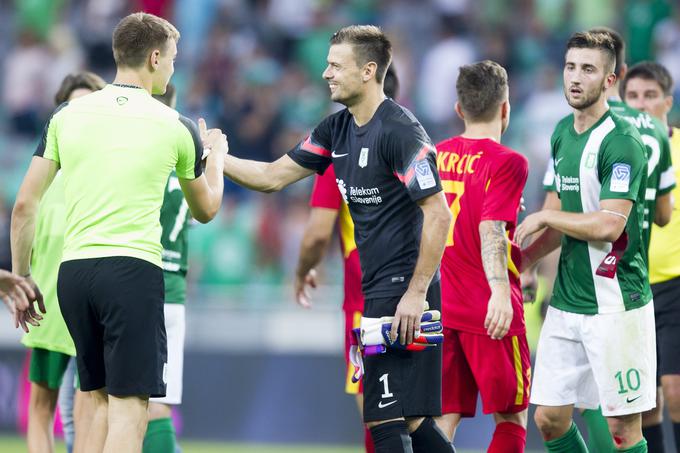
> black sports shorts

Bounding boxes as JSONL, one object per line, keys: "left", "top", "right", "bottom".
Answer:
{"left": 58, "top": 256, "right": 167, "bottom": 397}
{"left": 362, "top": 281, "right": 442, "bottom": 422}
{"left": 651, "top": 276, "right": 680, "bottom": 380}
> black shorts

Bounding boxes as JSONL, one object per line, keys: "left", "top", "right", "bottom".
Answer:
{"left": 58, "top": 256, "right": 167, "bottom": 397}
{"left": 651, "top": 277, "right": 680, "bottom": 380}
{"left": 362, "top": 282, "right": 442, "bottom": 422}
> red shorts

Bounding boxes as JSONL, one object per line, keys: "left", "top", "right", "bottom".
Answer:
{"left": 442, "top": 328, "right": 530, "bottom": 416}
{"left": 344, "top": 309, "right": 363, "bottom": 395}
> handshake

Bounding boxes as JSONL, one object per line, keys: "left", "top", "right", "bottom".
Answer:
{"left": 348, "top": 304, "right": 443, "bottom": 383}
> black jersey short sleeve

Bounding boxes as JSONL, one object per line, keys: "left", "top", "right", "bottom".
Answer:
{"left": 287, "top": 115, "right": 333, "bottom": 174}
{"left": 34, "top": 102, "right": 69, "bottom": 162}
{"left": 384, "top": 124, "right": 442, "bottom": 201}
{"left": 176, "top": 115, "right": 204, "bottom": 179}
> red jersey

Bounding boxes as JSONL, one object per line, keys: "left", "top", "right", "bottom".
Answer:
{"left": 436, "top": 136, "right": 528, "bottom": 335}
{"left": 310, "top": 164, "right": 364, "bottom": 312}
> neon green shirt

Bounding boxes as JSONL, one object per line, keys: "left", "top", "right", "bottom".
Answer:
{"left": 34, "top": 85, "right": 203, "bottom": 267}
{"left": 21, "top": 173, "right": 75, "bottom": 356}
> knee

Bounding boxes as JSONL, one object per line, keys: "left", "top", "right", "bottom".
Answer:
{"left": 533, "top": 408, "right": 569, "bottom": 440}
{"left": 606, "top": 413, "right": 639, "bottom": 448}
{"left": 662, "top": 380, "right": 680, "bottom": 416}
{"left": 29, "top": 384, "right": 58, "bottom": 413}
{"left": 641, "top": 406, "right": 662, "bottom": 426}
{"left": 496, "top": 410, "right": 528, "bottom": 429}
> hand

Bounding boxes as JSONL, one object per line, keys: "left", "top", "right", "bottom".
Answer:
{"left": 198, "top": 118, "right": 229, "bottom": 157}
{"left": 13, "top": 275, "right": 45, "bottom": 333}
{"left": 390, "top": 289, "right": 425, "bottom": 345}
{"left": 294, "top": 268, "right": 317, "bottom": 309}
{"left": 0, "top": 270, "right": 35, "bottom": 312}
{"left": 484, "top": 291, "right": 513, "bottom": 340}
{"left": 521, "top": 266, "right": 538, "bottom": 304}
{"left": 514, "top": 211, "right": 547, "bottom": 248}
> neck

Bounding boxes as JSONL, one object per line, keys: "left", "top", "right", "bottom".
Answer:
{"left": 348, "top": 86, "right": 386, "bottom": 127}
{"left": 113, "top": 67, "right": 152, "bottom": 94}
{"left": 460, "top": 121, "right": 502, "bottom": 142}
{"left": 573, "top": 96, "right": 609, "bottom": 133}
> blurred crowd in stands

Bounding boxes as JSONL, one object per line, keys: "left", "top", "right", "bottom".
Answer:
{"left": 1, "top": 0, "right": 679, "bottom": 295}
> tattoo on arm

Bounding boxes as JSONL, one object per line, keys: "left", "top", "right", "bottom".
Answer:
{"left": 479, "top": 220, "right": 510, "bottom": 290}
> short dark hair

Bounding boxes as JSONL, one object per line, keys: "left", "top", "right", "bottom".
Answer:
{"left": 589, "top": 27, "right": 625, "bottom": 76}
{"left": 330, "top": 25, "right": 392, "bottom": 83}
{"left": 566, "top": 31, "right": 616, "bottom": 73}
{"left": 152, "top": 83, "right": 177, "bottom": 108}
{"left": 456, "top": 60, "right": 508, "bottom": 122}
{"left": 54, "top": 71, "right": 106, "bottom": 106}
{"left": 383, "top": 64, "right": 399, "bottom": 99}
{"left": 113, "top": 12, "right": 180, "bottom": 68}
{"left": 623, "top": 61, "right": 674, "bottom": 96}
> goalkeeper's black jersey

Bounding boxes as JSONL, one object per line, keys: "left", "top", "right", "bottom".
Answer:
{"left": 288, "top": 99, "right": 442, "bottom": 298}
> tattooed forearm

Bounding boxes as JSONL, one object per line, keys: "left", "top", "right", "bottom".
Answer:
{"left": 479, "top": 220, "right": 510, "bottom": 290}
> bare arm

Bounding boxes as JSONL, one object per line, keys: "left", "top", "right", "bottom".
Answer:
{"left": 654, "top": 192, "right": 673, "bottom": 227}
{"left": 390, "top": 191, "right": 451, "bottom": 344}
{"left": 542, "top": 190, "right": 560, "bottom": 210}
{"left": 294, "top": 207, "right": 338, "bottom": 307}
{"left": 223, "top": 154, "right": 315, "bottom": 193}
{"left": 479, "top": 220, "right": 513, "bottom": 339}
{"left": 520, "top": 227, "right": 562, "bottom": 271}
{"left": 11, "top": 157, "right": 58, "bottom": 276}
{"left": 517, "top": 198, "right": 631, "bottom": 245}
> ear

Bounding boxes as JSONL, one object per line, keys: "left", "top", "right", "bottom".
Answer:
{"left": 455, "top": 102, "right": 465, "bottom": 121}
{"left": 665, "top": 95, "right": 674, "bottom": 114}
{"left": 363, "top": 62, "right": 377, "bottom": 82}
{"left": 501, "top": 100, "right": 510, "bottom": 120}
{"left": 149, "top": 49, "right": 161, "bottom": 72}
{"left": 605, "top": 72, "right": 617, "bottom": 89}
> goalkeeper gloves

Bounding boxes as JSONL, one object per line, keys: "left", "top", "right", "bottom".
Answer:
{"left": 348, "top": 306, "right": 443, "bottom": 383}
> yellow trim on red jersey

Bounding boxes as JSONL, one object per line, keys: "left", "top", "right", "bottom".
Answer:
{"left": 345, "top": 311, "right": 363, "bottom": 394}
{"left": 339, "top": 203, "right": 357, "bottom": 258}
{"left": 512, "top": 335, "right": 524, "bottom": 405}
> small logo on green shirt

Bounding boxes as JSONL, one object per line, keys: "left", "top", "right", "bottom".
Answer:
{"left": 116, "top": 96, "right": 128, "bottom": 105}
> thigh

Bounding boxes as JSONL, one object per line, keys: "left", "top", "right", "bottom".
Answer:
{"left": 530, "top": 307, "right": 599, "bottom": 410}
{"left": 441, "top": 328, "right": 478, "bottom": 417}
{"left": 584, "top": 303, "right": 656, "bottom": 417}
{"left": 92, "top": 257, "right": 166, "bottom": 398}
{"left": 363, "top": 283, "right": 442, "bottom": 422}
{"left": 150, "top": 304, "right": 185, "bottom": 405}
{"left": 58, "top": 260, "right": 106, "bottom": 392}
{"left": 460, "top": 331, "right": 531, "bottom": 415}
{"left": 29, "top": 348, "right": 71, "bottom": 390}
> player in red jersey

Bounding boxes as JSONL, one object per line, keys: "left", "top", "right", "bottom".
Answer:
{"left": 294, "top": 66, "right": 399, "bottom": 453}
{"left": 434, "top": 60, "right": 530, "bottom": 453}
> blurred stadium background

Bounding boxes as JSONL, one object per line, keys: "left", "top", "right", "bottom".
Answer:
{"left": 1, "top": 0, "right": 679, "bottom": 451}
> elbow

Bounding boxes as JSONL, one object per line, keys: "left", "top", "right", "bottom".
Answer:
{"left": 655, "top": 214, "right": 671, "bottom": 227}
{"left": 12, "top": 196, "right": 36, "bottom": 221}
{"left": 601, "top": 224, "right": 626, "bottom": 243}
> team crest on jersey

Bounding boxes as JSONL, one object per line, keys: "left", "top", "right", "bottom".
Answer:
{"left": 337, "top": 178, "right": 348, "bottom": 203}
{"left": 359, "top": 147, "right": 369, "bottom": 168}
{"left": 415, "top": 161, "right": 436, "bottom": 189}
{"left": 116, "top": 96, "right": 128, "bottom": 105}
{"left": 611, "top": 163, "right": 631, "bottom": 193}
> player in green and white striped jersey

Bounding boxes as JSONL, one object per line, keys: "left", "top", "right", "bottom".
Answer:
{"left": 538, "top": 28, "right": 674, "bottom": 453}
{"left": 517, "top": 32, "right": 655, "bottom": 453}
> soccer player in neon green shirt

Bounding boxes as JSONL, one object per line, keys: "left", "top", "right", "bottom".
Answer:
{"left": 10, "top": 12, "right": 226, "bottom": 452}
{"left": 517, "top": 31, "right": 653, "bottom": 453}
{"left": 21, "top": 72, "right": 106, "bottom": 453}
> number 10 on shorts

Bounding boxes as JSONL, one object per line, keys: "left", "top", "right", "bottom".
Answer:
{"left": 615, "top": 368, "right": 641, "bottom": 394}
